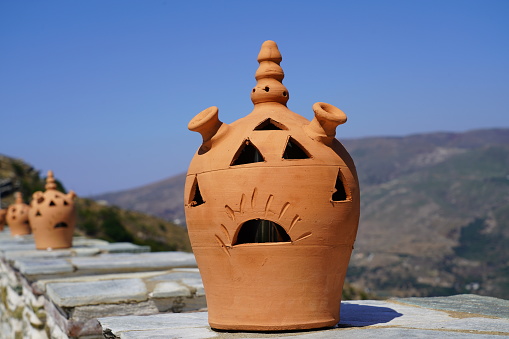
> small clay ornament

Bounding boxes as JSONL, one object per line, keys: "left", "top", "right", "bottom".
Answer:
{"left": 29, "top": 170, "right": 77, "bottom": 249}
{"left": 6, "top": 192, "right": 31, "bottom": 236}
{"left": 185, "top": 41, "right": 360, "bottom": 331}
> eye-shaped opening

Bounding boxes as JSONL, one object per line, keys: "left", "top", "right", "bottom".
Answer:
{"left": 231, "top": 139, "right": 265, "bottom": 166}
{"left": 63, "top": 200, "right": 69, "bottom": 206}
{"left": 35, "top": 210, "right": 42, "bottom": 217}
{"left": 332, "top": 169, "right": 350, "bottom": 202}
{"left": 188, "top": 177, "right": 205, "bottom": 207}
{"left": 254, "top": 118, "right": 287, "bottom": 131}
{"left": 234, "top": 219, "right": 291, "bottom": 245}
{"left": 283, "top": 137, "right": 311, "bottom": 159}
{"left": 49, "top": 200, "right": 56, "bottom": 207}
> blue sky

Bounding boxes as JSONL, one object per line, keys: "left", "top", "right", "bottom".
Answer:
{"left": 1, "top": 0, "right": 508, "bottom": 196}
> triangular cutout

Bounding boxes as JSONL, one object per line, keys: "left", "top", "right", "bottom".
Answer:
{"left": 49, "top": 200, "right": 56, "bottom": 206}
{"left": 35, "top": 210, "right": 42, "bottom": 216}
{"left": 283, "top": 137, "right": 310, "bottom": 159}
{"left": 231, "top": 139, "right": 265, "bottom": 166}
{"left": 189, "top": 177, "right": 205, "bottom": 207}
{"left": 63, "top": 200, "right": 69, "bottom": 206}
{"left": 332, "top": 169, "right": 349, "bottom": 202}
{"left": 254, "top": 118, "right": 287, "bottom": 131}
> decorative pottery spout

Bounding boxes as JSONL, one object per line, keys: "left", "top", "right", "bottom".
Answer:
{"left": 185, "top": 40, "right": 360, "bottom": 331}
{"left": 0, "top": 208, "right": 7, "bottom": 232}
{"left": 6, "top": 192, "right": 31, "bottom": 236}
{"left": 28, "top": 170, "right": 77, "bottom": 249}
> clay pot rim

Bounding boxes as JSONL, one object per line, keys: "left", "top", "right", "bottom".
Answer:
{"left": 312, "top": 102, "right": 347, "bottom": 124}
{"left": 188, "top": 106, "right": 219, "bottom": 131}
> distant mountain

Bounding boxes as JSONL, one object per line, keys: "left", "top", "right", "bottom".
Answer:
{"left": 342, "top": 128, "right": 509, "bottom": 299}
{"left": 92, "top": 173, "right": 186, "bottom": 225}
{"left": 91, "top": 128, "right": 509, "bottom": 299}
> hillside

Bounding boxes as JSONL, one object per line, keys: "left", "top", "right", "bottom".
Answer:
{"left": 342, "top": 129, "right": 509, "bottom": 299}
{"left": 0, "top": 155, "right": 191, "bottom": 252}
{"left": 92, "top": 128, "right": 509, "bottom": 299}
{"left": 93, "top": 173, "right": 186, "bottom": 225}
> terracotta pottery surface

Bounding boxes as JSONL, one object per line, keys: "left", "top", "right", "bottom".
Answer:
{"left": 6, "top": 192, "right": 31, "bottom": 236}
{"left": 185, "top": 40, "right": 360, "bottom": 331}
{"left": 28, "top": 170, "right": 77, "bottom": 250}
{"left": 0, "top": 209, "right": 6, "bottom": 231}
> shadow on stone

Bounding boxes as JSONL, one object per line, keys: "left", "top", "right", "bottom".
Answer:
{"left": 339, "top": 303, "right": 403, "bottom": 327}
{"left": 212, "top": 304, "right": 403, "bottom": 334}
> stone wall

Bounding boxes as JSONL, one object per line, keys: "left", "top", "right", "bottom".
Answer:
{"left": 2, "top": 227, "right": 508, "bottom": 338}
{"left": 0, "top": 228, "right": 203, "bottom": 339}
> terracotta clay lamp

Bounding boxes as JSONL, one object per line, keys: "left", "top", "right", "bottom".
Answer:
{"left": 6, "top": 192, "right": 31, "bottom": 236}
{"left": 185, "top": 40, "right": 360, "bottom": 331}
{"left": 0, "top": 208, "right": 7, "bottom": 232}
{"left": 28, "top": 170, "right": 77, "bottom": 250}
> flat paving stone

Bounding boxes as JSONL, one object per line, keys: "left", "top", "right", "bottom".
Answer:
{"left": 0, "top": 243, "right": 37, "bottom": 254}
{"left": 0, "top": 236, "right": 141, "bottom": 261}
{"left": 146, "top": 268, "right": 202, "bottom": 282}
{"left": 11, "top": 251, "right": 197, "bottom": 279}
{"left": 181, "top": 278, "right": 205, "bottom": 296}
{"left": 14, "top": 258, "right": 74, "bottom": 275}
{"left": 394, "top": 294, "right": 509, "bottom": 318}
{"left": 151, "top": 281, "right": 192, "bottom": 298}
{"left": 72, "top": 238, "right": 110, "bottom": 247}
{"left": 98, "top": 296, "right": 509, "bottom": 338}
{"left": 4, "top": 249, "right": 74, "bottom": 260}
{"left": 71, "top": 252, "right": 197, "bottom": 273}
{"left": 94, "top": 242, "right": 151, "bottom": 253}
{"left": 46, "top": 278, "right": 148, "bottom": 307}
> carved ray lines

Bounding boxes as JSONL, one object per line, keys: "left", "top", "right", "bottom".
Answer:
{"left": 216, "top": 188, "right": 311, "bottom": 255}
{"left": 264, "top": 194, "right": 273, "bottom": 218}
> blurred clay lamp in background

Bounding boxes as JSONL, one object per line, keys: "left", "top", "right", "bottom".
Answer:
{"left": 0, "top": 208, "right": 7, "bottom": 232}
{"left": 6, "top": 192, "right": 31, "bottom": 236}
{"left": 185, "top": 40, "right": 360, "bottom": 330}
{"left": 29, "top": 170, "right": 77, "bottom": 250}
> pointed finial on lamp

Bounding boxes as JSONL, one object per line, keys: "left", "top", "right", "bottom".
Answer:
{"left": 14, "top": 192, "right": 23, "bottom": 204}
{"left": 45, "top": 170, "right": 57, "bottom": 190}
{"left": 251, "top": 40, "right": 289, "bottom": 106}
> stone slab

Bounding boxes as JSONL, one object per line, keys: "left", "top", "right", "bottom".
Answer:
{"left": 14, "top": 258, "right": 75, "bottom": 275}
{"left": 146, "top": 268, "right": 202, "bottom": 282}
{"left": 1, "top": 236, "right": 143, "bottom": 262}
{"left": 94, "top": 242, "right": 151, "bottom": 253}
{"left": 11, "top": 251, "right": 196, "bottom": 280}
{"left": 5, "top": 249, "right": 74, "bottom": 261}
{"left": 0, "top": 232, "right": 34, "bottom": 243}
{"left": 0, "top": 243, "right": 37, "bottom": 254}
{"left": 71, "top": 252, "right": 197, "bottom": 273}
{"left": 98, "top": 295, "right": 509, "bottom": 338}
{"left": 72, "top": 238, "right": 110, "bottom": 247}
{"left": 46, "top": 278, "right": 148, "bottom": 307}
{"left": 151, "top": 281, "right": 192, "bottom": 298}
{"left": 394, "top": 294, "right": 509, "bottom": 318}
